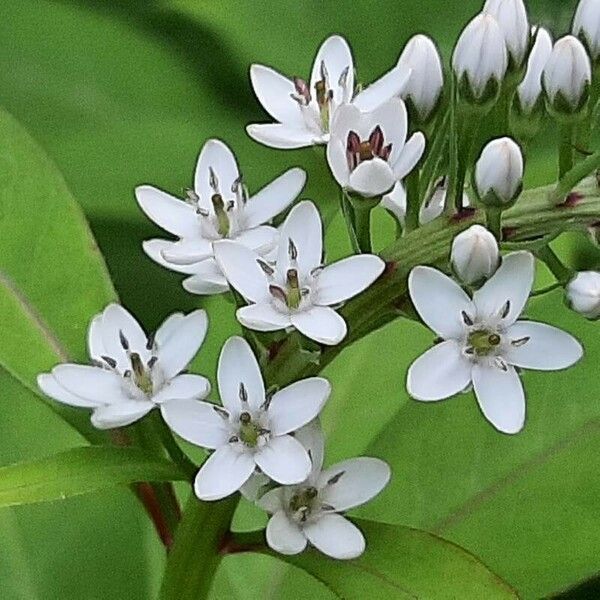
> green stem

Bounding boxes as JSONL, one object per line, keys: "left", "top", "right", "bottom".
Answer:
{"left": 151, "top": 411, "right": 197, "bottom": 480}
{"left": 404, "top": 170, "right": 421, "bottom": 233}
{"left": 419, "top": 110, "right": 449, "bottom": 198}
{"left": 559, "top": 124, "right": 574, "bottom": 180}
{"left": 340, "top": 190, "right": 360, "bottom": 253}
{"left": 347, "top": 193, "right": 378, "bottom": 253}
{"left": 535, "top": 245, "right": 573, "bottom": 284}
{"left": 485, "top": 208, "right": 503, "bottom": 241}
{"left": 160, "top": 495, "right": 238, "bottom": 600}
{"left": 549, "top": 150, "right": 600, "bottom": 204}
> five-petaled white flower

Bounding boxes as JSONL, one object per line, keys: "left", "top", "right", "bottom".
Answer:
{"left": 213, "top": 201, "right": 385, "bottom": 345}
{"left": 407, "top": 252, "right": 583, "bottom": 434}
{"left": 137, "top": 138, "right": 306, "bottom": 295}
{"left": 326, "top": 98, "right": 425, "bottom": 198}
{"left": 163, "top": 336, "right": 330, "bottom": 500}
{"left": 257, "top": 420, "right": 390, "bottom": 559}
{"left": 247, "top": 35, "right": 410, "bottom": 149}
{"left": 37, "top": 304, "right": 210, "bottom": 429}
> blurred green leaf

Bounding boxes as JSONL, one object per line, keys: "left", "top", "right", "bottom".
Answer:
{"left": 0, "top": 446, "right": 186, "bottom": 508}
{"left": 244, "top": 519, "right": 517, "bottom": 599}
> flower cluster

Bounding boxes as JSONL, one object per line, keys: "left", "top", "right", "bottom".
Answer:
{"left": 37, "top": 0, "right": 600, "bottom": 564}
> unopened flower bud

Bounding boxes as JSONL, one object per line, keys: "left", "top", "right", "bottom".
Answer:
{"left": 543, "top": 35, "right": 592, "bottom": 116}
{"left": 483, "top": 0, "right": 529, "bottom": 67}
{"left": 573, "top": 0, "right": 600, "bottom": 61}
{"left": 451, "top": 225, "right": 500, "bottom": 285}
{"left": 516, "top": 27, "right": 553, "bottom": 112}
{"left": 475, "top": 137, "right": 523, "bottom": 206}
{"left": 452, "top": 14, "right": 508, "bottom": 106}
{"left": 566, "top": 271, "right": 600, "bottom": 318}
{"left": 397, "top": 34, "right": 444, "bottom": 122}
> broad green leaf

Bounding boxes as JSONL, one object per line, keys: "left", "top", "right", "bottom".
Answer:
{"left": 227, "top": 520, "right": 517, "bottom": 600}
{"left": 0, "top": 446, "right": 186, "bottom": 508}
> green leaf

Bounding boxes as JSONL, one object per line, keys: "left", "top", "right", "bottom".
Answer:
{"left": 232, "top": 520, "right": 517, "bottom": 599}
{"left": 0, "top": 446, "right": 186, "bottom": 508}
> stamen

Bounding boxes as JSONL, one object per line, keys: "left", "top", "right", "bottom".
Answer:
{"left": 327, "top": 470, "right": 345, "bottom": 485}
{"left": 184, "top": 188, "right": 199, "bottom": 204}
{"left": 239, "top": 382, "right": 249, "bottom": 405}
{"left": 146, "top": 331, "right": 156, "bottom": 351}
{"left": 213, "top": 405, "right": 229, "bottom": 419}
{"left": 288, "top": 238, "right": 298, "bottom": 261}
{"left": 240, "top": 411, "right": 251, "bottom": 424}
{"left": 256, "top": 259, "right": 275, "bottom": 276}
{"left": 119, "top": 330, "right": 130, "bottom": 351}
{"left": 501, "top": 300, "right": 511, "bottom": 319}
{"left": 101, "top": 355, "right": 117, "bottom": 369}
{"left": 147, "top": 356, "right": 158, "bottom": 369}
{"left": 269, "top": 284, "right": 287, "bottom": 304}
{"left": 229, "top": 435, "right": 239, "bottom": 443}
{"left": 511, "top": 336, "right": 530, "bottom": 347}
{"left": 494, "top": 358, "right": 508, "bottom": 371}
{"left": 346, "top": 130, "right": 361, "bottom": 153}
{"left": 196, "top": 207, "right": 210, "bottom": 217}
{"left": 292, "top": 76, "right": 311, "bottom": 104}
{"left": 321, "top": 503, "right": 336, "bottom": 511}
{"left": 208, "top": 166, "right": 219, "bottom": 193}
{"left": 369, "top": 126, "right": 384, "bottom": 156}
{"left": 380, "top": 142, "right": 393, "bottom": 161}
{"left": 338, "top": 65, "right": 349, "bottom": 88}
{"left": 286, "top": 268, "right": 301, "bottom": 309}
{"left": 461, "top": 311, "right": 474, "bottom": 326}
{"left": 358, "top": 141, "right": 373, "bottom": 161}
{"left": 211, "top": 193, "right": 230, "bottom": 237}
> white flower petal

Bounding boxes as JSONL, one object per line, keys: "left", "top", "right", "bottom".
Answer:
{"left": 155, "top": 310, "right": 208, "bottom": 379}
{"left": 393, "top": 131, "right": 426, "bottom": 180}
{"left": 268, "top": 378, "right": 330, "bottom": 436}
{"left": 194, "top": 445, "right": 255, "bottom": 501}
{"left": 100, "top": 304, "right": 149, "bottom": 368}
{"left": 472, "top": 363, "right": 525, "bottom": 434}
{"left": 326, "top": 138, "right": 350, "bottom": 188}
{"left": 91, "top": 401, "right": 154, "bottom": 429}
{"left": 249, "top": 64, "right": 305, "bottom": 126}
{"left": 255, "top": 435, "right": 311, "bottom": 484}
{"left": 380, "top": 181, "right": 407, "bottom": 224}
{"left": 291, "top": 306, "right": 347, "bottom": 346}
{"left": 240, "top": 471, "right": 271, "bottom": 502}
{"left": 160, "top": 238, "right": 213, "bottom": 266}
{"left": 353, "top": 65, "right": 411, "bottom": 112}
{"left": 160, "top": 399, "right": 229, "bottom": 449}
{"left": 154, "top": 313, "right": 185, "bottom": 346}
{"left": 52, "top": 364, "right": 127, "bottom": 405}
{"left": 505, "top": 321, "right": 583, "bottom": 370}
{"left": 407, "top": 340, "right": 473, "bottom": 401}
{"left": 245, "top": 168, "right": 306, "bottom": 228}
{"left": 473, "top": 251, "right": 534, "bottom": 326}
{"left": 257, "top": 487, "right": 285, "bottom": 513}
{"left": 295, "top": 419, "right": 325, "bottom": 478}
{"left": 310, "top": 35, "right": 355, "bottom": 106}
{"left": 237, "top": 303, "right": 291, "bottom": 332}
{"left": 143, "top": 239, "right": 205, "bottom": 275}
{"left": 217, "top": 336, "right": 265, "bottom": 414}
{"left": 87, "top": 314, "right": 106, "bottom": 362}
{"left": 304, "top": 513, "right": 365, "bottom": 560}
{"left": 246, "top": 124, "right": 320, "bottom": 149}
{"left": 153, "top": 374, "right": 211, "bottom": 403}
{"left": 316, "top": 255, "right": 385, "bottom": 305}
{"left": 277, "top": 201, "right": 323, "bottom": 275}
{"left": 37, "top": 373, "right": 100, "bottom": 408}
{"left": 135, "top": 185, "right": 197, "bottom": 238}
{"left": 234, "top": 226, "right": 278, "bottom": 256}
{"left": 182, "top": 259, "right": 230, "bottom": 295}
{"left": 318, "top": 457, "right": 391, "bottom": 511}
{"left": 408, "top": 266, "right": 474, "bottom": 339}
{"left": 266, "top": 511, "right": 307, "bottom": 555}
{"left": 348, "top": 159, "right": 396, "bottom": 197}
{"left": 194, "top": 139, "right": 240, "bottom": 204}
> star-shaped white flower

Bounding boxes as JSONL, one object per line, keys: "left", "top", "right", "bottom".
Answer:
{"left": 163, "top": 337, "right": 330, "bottom": 500}
{"left": 37, "top": 304, "right": 210, "bottom": 429}
{"left": 213, "top": 201, "right": 385, "bottom": 345}
{"left": 257, "top": 420, "right": 390, "bottom": 559}
{"left": 326, "top": 98, "right": 425, "bottom": 197}
{"left": 137, "top": 138, "right": 306, "bottom": 295}
{"left": 407, "top": 252, "right": 583, "bottom": 434}
{"left": 247, "top": 35, "right": 410, "bottom": 149}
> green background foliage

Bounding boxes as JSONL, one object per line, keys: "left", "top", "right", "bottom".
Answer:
{"left": 0, "top": 0, "right": 598, "bottom": 598}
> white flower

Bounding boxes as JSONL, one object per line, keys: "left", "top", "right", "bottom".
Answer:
{"left": 566, "top": 271, "right": 600, "bottom": 318}
{"left": 213, "top": 201, "right": 385, "bottom": 345}
{"left": 475, "top": 137, "right": 523, "bottom": 205}
{"left": 247, "top": 35, "right": 410, "bottom": 149}
{"left": 37, "top": 305, "right": 210, "bottom": 429}
{"left": 451, "top": 225, "right": 499, "bottom": 285}
{"left": 162, "top": 337, "right": 330, "bottom": 500}
{"left": 517, "top": 27, "right": 553, "bottom": 112}
{"left": 137, "top": 139, "right": 306, "bottom": 295}
{"left": 257, "top": 421, "right": 390, "bottom": 559}
{"left": 397, "top": 34, "right": 444, "bottom": 121}
{"left": 326, "top": 98, "right": 426, "bottom": 197}
{"left": 452, "top": 14, "right": 508, "bottom": 101}
{"left": 407, "top": 252, "right": 583, "bottom": 434}
{"left": 543, "top": 35, "right": 592, "bottom": 112}
{"left": 381, "top": 176, "right": 470, "bottom": 226}
{"left": 573, "top": 0, "right": 600, "bottom": 60}
{"left": 483, "top": 0, "right": 529, "bottom": 66}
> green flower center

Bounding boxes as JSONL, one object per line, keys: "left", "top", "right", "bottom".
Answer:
{"left": 467, "top": 329, "right": 502, "bottom": 357}
{"left": 289, "top": 486, "right": 318, "bottom": 521}
{"left": 238, "top": 412, "right": 263, "bottom": 447}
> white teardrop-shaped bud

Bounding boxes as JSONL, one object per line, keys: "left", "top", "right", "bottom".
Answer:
{"left": 397, "top": 35, "right": 444, "bottom": 121}
{"left": 573, "top": 0, "right": 600, "bottom": 60}
{"left": 543, "top": 35, "right": 592, "bottom": 113}
{"left": 517, "top": 27, "right": 553, "bottom": 111}
{"left": 483, "top": 0, "right": 530, "bottom": 66}
{"left": 475, "top": 137, "right": 523, "bottom": 206}
{"left": 451, "top": 225, "right": 500, "bottom": 285}
{"left": 566, "top": 271, "right": 600, "bottom": 319}
{"left": 452, "top": 14, "right": 508, "bottom": 103}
